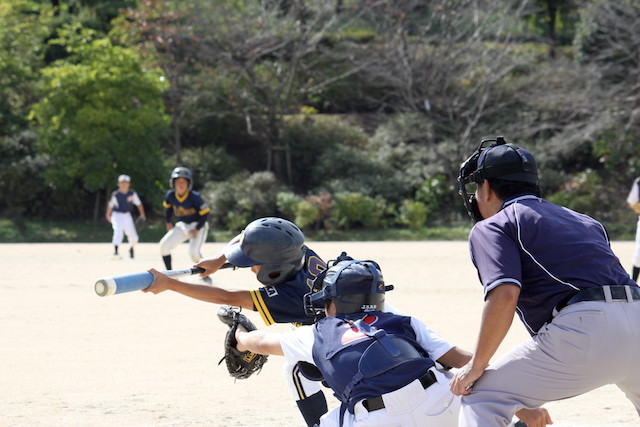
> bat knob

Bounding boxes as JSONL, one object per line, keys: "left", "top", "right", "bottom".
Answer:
{"left": 94, "top": 278, "right": 117, "bottom": 297}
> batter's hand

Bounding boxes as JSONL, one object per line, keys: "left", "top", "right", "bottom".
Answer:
{"left": 515, "top": 407, "right": 553, "bottom": 427}
{"left": 143, "top": 268, "right": 173, "bottom": 294}
{"left": 450, "top": 362, "right": 485, "bottom": 396}
{"left": 195, "top": 255, "right": 227, "bottom": 277}
{"left": 166, "top": 223, "right": 173, "bottom": 231}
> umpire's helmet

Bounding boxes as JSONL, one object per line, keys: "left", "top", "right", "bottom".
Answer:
{"left": 458, "top": 136, "right": 538, "bottom": 222}
{"left": 309, "top": 259, "right": 393, "bottom": 315}
{"left": 170, "top": 167, "right": 193, "bottom": 190}
{"left": 224, "top": 217, "right": 305, "bottom": 286}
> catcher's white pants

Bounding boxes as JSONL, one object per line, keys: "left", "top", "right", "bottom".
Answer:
{"left": 111, "top": 211, "right": 138, "bottom": 246}
{"left": 320, "top": 368, "right": 460, "bottom": 427}
{"left": 283, "top": 357, "right": 323, "bottom": 401}
{"left": 159, "top": 221, "right": 208, "bottom": 263}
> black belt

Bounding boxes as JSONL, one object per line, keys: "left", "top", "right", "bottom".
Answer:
{"left": 560, "top": 285, "right": 640, "bottom": 310}
{"left": 361, "top": 369, "right": 437, "bottom": 412}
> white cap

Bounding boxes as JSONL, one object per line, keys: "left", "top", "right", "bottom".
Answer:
{"left": 118, "top": 174, "right": 131, "bottom": 183}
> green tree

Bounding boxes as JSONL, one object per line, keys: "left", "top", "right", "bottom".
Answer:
{"left": 30, "top": 24, "right": 170, "bottom": 220}
{"left": 0, "top": 0, "right": 54, "bottom": 136}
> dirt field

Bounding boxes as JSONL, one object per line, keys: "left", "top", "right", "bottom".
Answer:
{"left": 0, "top": 241, "right": 638, "bottom": 426}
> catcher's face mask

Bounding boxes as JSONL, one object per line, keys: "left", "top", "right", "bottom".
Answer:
{"left": 304, "top": 257, "right": 394, "bottom": 317}
{"left": 458, "top": 137, "right": 507, "bottom": 223}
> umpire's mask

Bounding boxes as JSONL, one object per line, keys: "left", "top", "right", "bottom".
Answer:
{"left": 458, "top": 136, "right": 538, "bottom": 223}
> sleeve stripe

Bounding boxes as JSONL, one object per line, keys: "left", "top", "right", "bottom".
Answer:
{"left": 163, "top": 202, "right": 172, "bottom": 208}
{"left": 250, "top": 290, "right": 275, "bottom": 326}
{"left": 199, "top": 207, "right": 210, "bottom": 215}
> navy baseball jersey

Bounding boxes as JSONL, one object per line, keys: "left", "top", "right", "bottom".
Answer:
{"left": 470, "top": 195, "right": 636, "bottom": 335}
{"left": 311, "top": 312, "right": 437, "bottom": 411}
{"left": 163, "top": 190, "right": 210, "bottom": 229}
{"left": 250, "top": 247, "right": 326, "bottom": 326}
{"left": 108, "top": 190, "right": 141, "bottom": 213}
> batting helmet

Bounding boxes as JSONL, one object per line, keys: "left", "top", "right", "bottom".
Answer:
{"left": 308, "top": 259, "right": 393, "bottom": 315}
{"left": 170, "top": 167, "right": 193, "bottom": 190}
{"left": 224, "top": 217, "right": 305, "bottom": 286}
{"left": 458, "top": 136, "right": 538, "bottom": 222}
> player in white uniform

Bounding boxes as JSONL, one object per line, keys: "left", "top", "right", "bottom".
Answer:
{"left": 105, "top": 174, "right": 145, "bottom": 258}
{"left": 234, "top": 258, "right": 551, "bottom": 427}
{"left": 626, "top": 177, "right": 640, "bottom": 281}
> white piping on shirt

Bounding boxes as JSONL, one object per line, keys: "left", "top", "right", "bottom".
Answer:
{"left": 512, "top": 199, "right": 580, "bottom": 334}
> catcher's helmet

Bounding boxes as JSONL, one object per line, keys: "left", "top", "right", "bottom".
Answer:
{"left": 308, "top": 259, "right": 393, "bottom": 315}
{"left": 224, "top": 217, "right": 305, "bottom": 286}
{"left": 170, "top": 167, "right": 193, "bottom": 190}
{"left": 458, "top": 136, "right": 538, "bottom": 222}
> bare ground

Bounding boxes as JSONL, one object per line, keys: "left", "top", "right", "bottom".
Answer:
{"left": 0, "top": 241, "right": 637, "bottom": 426}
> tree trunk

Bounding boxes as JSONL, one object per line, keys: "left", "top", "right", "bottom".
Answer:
{"left": 547, "top": 0, "right": 557, "bottom": 58}
{"left": 93, "top": 190, "right": 101, "bottom": 223}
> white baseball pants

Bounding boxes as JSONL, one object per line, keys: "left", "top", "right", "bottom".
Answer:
{"left": 283, "top": 357, "right": 323, "bottom": 402}
{"left": 111, "top": 211, "right": 138, "bottom": 246}
{"left": 159, "top": 221, "right": 208, "bottom": 263}
{"left": 320, "top": 368, "right": 460, "bottom": 427}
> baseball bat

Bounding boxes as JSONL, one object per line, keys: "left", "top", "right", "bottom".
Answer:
{"left": 95, "top": 267, "right": 206, "bottom": 297}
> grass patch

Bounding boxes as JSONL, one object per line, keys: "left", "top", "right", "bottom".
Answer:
{"left": 0, "top": 219, "right": 471, "bottom": 243}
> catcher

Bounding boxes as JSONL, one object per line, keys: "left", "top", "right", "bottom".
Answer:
{"left": 228, "top": 257, "right": 553, "bottom": 427}
{"left": 145, "top": 217, "right": 329, "bottom": 426}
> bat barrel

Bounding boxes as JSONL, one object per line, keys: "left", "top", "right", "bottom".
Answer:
{"left": 94, "top": 278, "right": 117, "bottom": 297}
{"left": 94, "top": 267, "right": 206, "bottom": 297}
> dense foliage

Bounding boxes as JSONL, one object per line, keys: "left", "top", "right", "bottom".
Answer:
{"left": 1, "top": 0, "right": 640, "bottom": 236}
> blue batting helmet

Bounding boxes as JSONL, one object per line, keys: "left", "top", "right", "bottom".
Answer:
{"left": 170, "top": 167, "right": 193, "bottom": 190}
{"left": 224, "top": 217, "right": 306, "bottom": 286}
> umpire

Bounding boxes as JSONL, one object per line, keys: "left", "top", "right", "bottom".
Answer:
{"left": 451, "top": 136, "right": 640, "bottom": 425}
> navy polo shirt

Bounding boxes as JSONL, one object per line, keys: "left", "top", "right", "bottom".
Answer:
{"left": 469, "top": 195, "right": 635, "bottom": 335}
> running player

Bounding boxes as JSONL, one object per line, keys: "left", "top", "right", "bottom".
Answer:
{"left": 233, "top": 258, "right": 552, "bottom": 427}
{"left": 145, "top": 217, "right": 330, "bottom": 427}
{"left": 105, "top": 174, "right": 146, "bottom": 258}
{"left": 159, "top": 167, "right": 210, "bottom": 271}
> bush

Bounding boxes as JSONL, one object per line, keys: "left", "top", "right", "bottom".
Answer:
{"left": 415, "top": 174, "right": 453, "bottom": 222}
{"left": 546, "top": 169, "right": 603, "bottom": 216}
{"left": 276, "top": 191, "right": 324, "bottom": 230}
{"left": 203, "top": 171, "right": 283, "bottom": 231}
{"left": 281, "top": 115, "right": 370, "bottom": 193}
{"left": 167, "top": 146, "right": 240, "bottom": 189}
{"left": 397, "top": 200, "right": 428, "bottom": 230}
{"left": 331, "top": 192, "right": 387, "bottom": 230}
{"left": 276, "top": 192, "right": 301, "bottom": 220}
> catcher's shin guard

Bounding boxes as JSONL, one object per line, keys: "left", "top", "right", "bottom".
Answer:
{"left": 296, "top": 391, "right": 328, "bottom": 427}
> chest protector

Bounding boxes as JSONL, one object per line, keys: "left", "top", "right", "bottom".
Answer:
{"left": 311, "top": 312, "right": 435, "bottom": 412}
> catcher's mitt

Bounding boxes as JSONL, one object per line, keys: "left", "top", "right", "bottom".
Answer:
{"left": 217, "top": 305, "right": 268, "bottom": 380}
{"left": 135, "top": 216, "right": 146, "bottom": 230}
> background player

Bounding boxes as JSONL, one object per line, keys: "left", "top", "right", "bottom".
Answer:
{"left": 452, "top": 137, "right": 640, "bottom": 425}
{"left": 145, "top": 217, "right": 330, "bottom": 427}
{"left": 105, "top": 174, "right": 145, "bottom": 259}
{"left": 233, "top": 258, "right": 551, "bottom": 427}
{"left": 160, "top": 167, "right": 210, "bottom": 273}
{"left": 626, "top": 176, "right": 640, "bottom": 280}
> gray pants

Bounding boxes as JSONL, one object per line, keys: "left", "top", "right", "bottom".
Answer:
{"left": 459, "top": 300, "right": 640, "bottom": 426}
